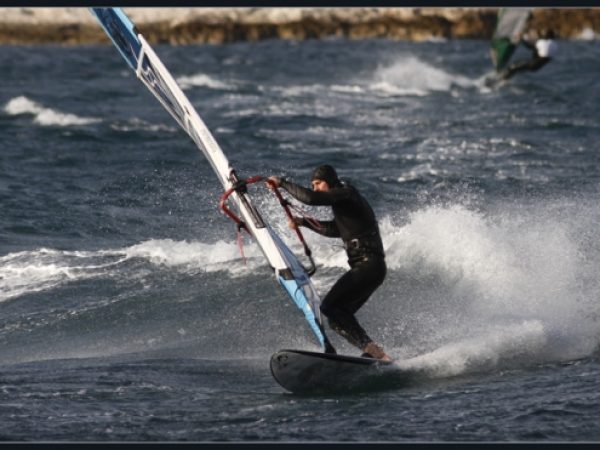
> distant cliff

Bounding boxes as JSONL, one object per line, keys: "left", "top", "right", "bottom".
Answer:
{"left": 0, "top": 7, "right": 598, "bottom": 44}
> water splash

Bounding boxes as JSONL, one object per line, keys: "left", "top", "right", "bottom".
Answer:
{"left": 370, "top": 55, "right": 477, "bottom": 96}
{"left": 378, "top": 201, "right": 600, "bottom": 376}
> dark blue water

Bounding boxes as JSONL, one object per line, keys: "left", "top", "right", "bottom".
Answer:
{"left": 2, "top": 36, "right": 600, "bottom": 441}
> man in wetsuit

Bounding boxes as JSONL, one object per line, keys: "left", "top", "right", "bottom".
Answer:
{"left": 500, "top": 29, "right": 557, "bottom": 80}
{"left": 268, "top": 165, "right": 391, "bottom": 361}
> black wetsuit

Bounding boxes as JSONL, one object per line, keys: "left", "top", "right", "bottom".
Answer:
{"left": 279, "top": 178, "right": 386, "bottom": 350}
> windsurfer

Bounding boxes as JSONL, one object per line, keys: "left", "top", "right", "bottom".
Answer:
{"left": 268, "top": 165, "right": 391, "bottom": 361}
{"left": 500, "top": 29, "right": 557, "bottom": 80}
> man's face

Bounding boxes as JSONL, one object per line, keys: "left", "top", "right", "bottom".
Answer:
{"left": 311, "top": 179, "right": 330, "bottom": 192}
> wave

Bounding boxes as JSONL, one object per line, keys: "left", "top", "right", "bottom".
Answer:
{"left": 0, "top": 239, "right": 263, "bottom": 303}
{"left": 3, "top": 96, "right": 101, "bottom": 127}
{"left": 256, "top": 55, "right": 480, "bottom": 100}
{"left": 576, "top": 28, "right": 599, "bottom": 41}
{"left": 254, "top": 55, "right": 486, "bottom": 99}
{"left": 0, "top": 248, "right": 126, "bottom": 303}
{"left": 176, "top": 73, "right": 232, "bottom": 90}
{"left": 124, "top": 238, "right": 263, "bottom": 272}
{"left": 109, "top": 117, "right": 178, "bottom": 133}
{"left": 370, "top": 55, "right": 477, "bottom": 96}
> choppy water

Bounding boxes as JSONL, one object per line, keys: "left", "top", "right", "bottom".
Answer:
{"left": 1, "top": 35, "right": 600, "bottom": 442}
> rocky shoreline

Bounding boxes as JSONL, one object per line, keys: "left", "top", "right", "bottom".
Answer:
{"left": 0, "top": 7, "right": 598, "bottom": 45}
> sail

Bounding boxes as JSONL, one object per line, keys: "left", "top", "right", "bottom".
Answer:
{"left": 490, "top": 8, "right": 531, "bottom": 72}
{"left": 90, "top": 8, "right": 333, "bottom": 352}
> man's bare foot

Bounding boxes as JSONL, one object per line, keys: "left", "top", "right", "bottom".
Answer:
{"left": 362, "top": 341, "right": 392, "bottom": 362}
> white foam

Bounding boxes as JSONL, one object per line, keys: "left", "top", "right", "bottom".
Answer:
{"left": 576, "top": 28, "right": 598, "bottom": 41}
{"left": 330, "top": 84, "right": 366, "bottom": 94}
{"left": 176, "top": 73, "right": 231, "bottom": 90}
{"left": 370, "top": 55, "right": 477, "bottom": 96}
{"left": 270, "top": 84, "right": 323, "bottom": 97}
{"left": 3, "top": 96, "right": 101, "bottom": 126}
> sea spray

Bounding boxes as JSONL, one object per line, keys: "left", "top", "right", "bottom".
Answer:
{"left": 371, "top": 55, "right": 476, "bottom": 96}
{"left": 378, "top": 200, "right": 600, "bottom": 375}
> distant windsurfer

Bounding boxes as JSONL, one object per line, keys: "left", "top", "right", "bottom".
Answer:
{"left": 500, "top": 29, "right": 557, "bottom": 80}
{"left": 268, "top": 165, "right": 391, "bottom": 361}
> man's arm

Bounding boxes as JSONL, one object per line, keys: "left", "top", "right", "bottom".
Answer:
{"left": 277, "top": 178, "right": 352, "bottom": 206}
{"left": 521, "top": 36, "right": 536, "bottom": 52}
{"left": 296, "top": 217, "right": 340, "bottom": 238}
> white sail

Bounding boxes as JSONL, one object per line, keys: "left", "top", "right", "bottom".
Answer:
{"left": 90, "top": 8, "right": 333, "bottom": 351}
{"left": 493, "top": 8, "right": 531, "bottom": 41}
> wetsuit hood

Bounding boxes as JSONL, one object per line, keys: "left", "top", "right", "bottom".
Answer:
{"left": 311, "top": 164, "right": 341, "bottom": 188}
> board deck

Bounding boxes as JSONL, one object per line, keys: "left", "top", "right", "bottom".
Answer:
{"left": 270, "top": 349, "right": 414, "bottom": 394}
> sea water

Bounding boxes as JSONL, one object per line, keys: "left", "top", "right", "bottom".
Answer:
{"left": 1, "top": 37, "right": 600, "bottom": 441}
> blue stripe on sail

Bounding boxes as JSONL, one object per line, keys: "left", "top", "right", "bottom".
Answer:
{"left": 278, "top": 277, "right": 325, "bottom": 347}
{"left": 91, "top": 8, "right": 198, "bottom": 153}
{"left": 90, "top": 8, "right": 141, "bottom": 71}
{"left": 268, "top": 226, "right": 327, "bottom": 349}
{"left": 136, "top": 48, "right": 189, "bottom": 131}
